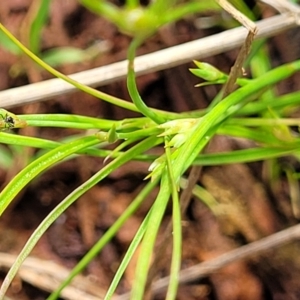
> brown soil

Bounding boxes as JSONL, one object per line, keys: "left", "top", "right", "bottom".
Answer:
{"left": 0, "top": 1, "right": 300, "bottom": 299}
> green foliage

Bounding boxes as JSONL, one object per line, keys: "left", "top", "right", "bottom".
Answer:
{"left": 0, "top": 1, "right": 300, "bottom": 300}
{"left": 0, "top": 31, "right": 21, "bottom": 55}
{"left": 79, "top": 0, "right": 220, "bottom": 38}
{"left": 28, "top": 0, "right": 51, "bottom": 54}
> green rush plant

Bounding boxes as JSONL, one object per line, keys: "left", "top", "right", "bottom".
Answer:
{"left": 0, "top": 1, "right": 300, "bottom": 299}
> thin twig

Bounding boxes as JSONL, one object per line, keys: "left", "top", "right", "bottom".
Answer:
{"left": 214, "top": 0, "right": 258, "bottom": 99}
{"left": 152, "top": 223, "right": 300, "bottom": 295}
{"left": 222, "top": 30, "right": 256, "bottom": 98}
{"left": 0, "top": 253, "right": 105, "bottom": 300}
{"left": 260, "top": 0, "right": 300, "bottom": 22}
{"left": 214, "top": 0, "right": 257, "bottom": 33}
{"left": 116, "top": 223, "right": 300, "bottom": 299}
{"left": 0, "top": 13, "right": 298, "bottom": 108}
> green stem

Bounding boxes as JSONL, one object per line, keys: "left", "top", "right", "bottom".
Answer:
{"left": 127, "top": 37, "right": 166, "bottom": 124}
{"left": 48, "top": 178, "right": 159, "bottom": 300}
{"left": 165, "top": 140, "right": 181, "bottom": 300}
{"left": 174, "top": 60, "right": 300, "bottom": 180}
{"left": 0, "top": 136, "right": 161, "bottom": 298}
{"left": 0, "top": 23, "right": 137, "bottom": 112}
{"left": 130, "top": 173, "right": 170, "bottom": 299}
